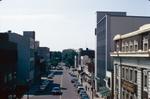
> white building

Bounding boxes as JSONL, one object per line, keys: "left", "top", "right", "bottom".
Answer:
{"left": 111, "top": 24, "right": 150, "bottom": 99}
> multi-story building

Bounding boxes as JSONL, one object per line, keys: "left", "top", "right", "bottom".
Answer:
{"left": 111, "top": 24, "right": 150, "bottom": 99}
{"left": 34, "top": 41, "right": 41, "bottom": 81}
{"left": 38, "top": 47, "right": 50, "bottom": 74}
{"left": 95, "top": 11, "right": 150, "bottom": 96}
{"left": 0, "top": 31, "right": 35, "bottom": 97}
{"left": 0, "top": 39, "right": 17, "bottom": 99}
{"left": 76, "top": 48, "right": 95, "bottom": 93}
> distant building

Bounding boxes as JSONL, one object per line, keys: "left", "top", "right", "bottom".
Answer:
{"left": 76, "top": 48, "right": 95, "bottom": 92}
{"left": 111, "top": 24, "right": 150, "bottom": 99}
{"left": 0, "top": 39, "right": 17, "bottom": 99}
{"left": 95, "top": 11, "right": 150, "bottom": 97}
{"left": 38, "top": 47, "right": 50, "bottom": 74}
{"left": 34, "top": 41, "right": 41, "bottom": 81}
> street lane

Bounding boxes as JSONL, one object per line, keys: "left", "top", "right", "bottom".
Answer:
{"left": 22, "top": 68, "right": 79, "bottom": 99}
{"left": 61, "top": 69, "right": 79, "bottom": 99}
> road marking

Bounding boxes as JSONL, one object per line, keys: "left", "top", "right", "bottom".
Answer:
{"left": 60, "top": 71, "right": 64, "bottom": 99}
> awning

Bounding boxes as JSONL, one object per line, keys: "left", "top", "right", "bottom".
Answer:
{"left": 99, "top": 87, "right": 111, "bottom": 97}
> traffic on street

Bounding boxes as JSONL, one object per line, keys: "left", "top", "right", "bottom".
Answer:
{"left": 22, "top": 66, "right": 89, "bottom": 99}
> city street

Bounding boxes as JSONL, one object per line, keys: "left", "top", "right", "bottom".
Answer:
{"left": 22, "top": 68, "right": 79, "bottom": 99}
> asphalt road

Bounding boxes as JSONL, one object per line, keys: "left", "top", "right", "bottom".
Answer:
{"left": 22, "top": 68, "right": 79, "bottom": 99}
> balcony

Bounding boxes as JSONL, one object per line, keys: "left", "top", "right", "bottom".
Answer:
{"left": 110, "top": 50, "right": 150, "bottom": 57}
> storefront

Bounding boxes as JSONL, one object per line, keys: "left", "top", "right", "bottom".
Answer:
{"left": 122, "top": 80, "right": 137, "bottom": 99}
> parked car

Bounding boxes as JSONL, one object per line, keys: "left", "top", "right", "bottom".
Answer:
{"left": 80, "top": 94, "right": 89, "bottom": 99}
{"left": 40, "top": 85, "right": 46, "bottom": 90}
{"left": 77, "top": 87, "right": 84, "bottom": 93}
{"left": 74, "top": 82, "right": 82, "bottom": 88}
{"left": 47, "top": 72, "right": 54, "bottom": 79}
{"left": 52, "top": 87, "right": 62, "bottom": 95}
{"left": 79, "top": 90, "right": 87, "bottom": 96}
{"left": 71, "top": 78, "right": 78, "bottom": 83}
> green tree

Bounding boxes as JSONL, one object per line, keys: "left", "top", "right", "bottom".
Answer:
{"left": 50, "top": 51, "right": 62, "bottom": 66}
{"left": 62, "top": 49, "right": 77, "bottom": 67}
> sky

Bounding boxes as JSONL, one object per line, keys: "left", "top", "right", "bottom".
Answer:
{"left": 0, "top": 0, "right": 150, "bottom": 51}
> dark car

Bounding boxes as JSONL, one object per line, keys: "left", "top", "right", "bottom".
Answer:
{"left": 80, "top": 94, "right": 89, "bottom": 99}
{"left": 52, "top": 87, "right": 62, "bottom": 95}
{"left": 71, "top": 78, "right": 78, "bottom": 83}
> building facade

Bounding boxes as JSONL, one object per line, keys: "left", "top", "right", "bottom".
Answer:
{"left": 111, "top": 24, "right": 150, "bottom": 99}
{"left": 37, "top": 47, "right": 50, "bottom": 74}
{"left": 0, "top": 39, "right": 17, "bottom": 99}
{"left": 0, "top": 31, "right": 35, "bottom": 96}
{"left": 95, "top": 11, "right": 150, "bottom": 94}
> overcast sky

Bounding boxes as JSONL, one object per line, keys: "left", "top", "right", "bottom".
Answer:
{"left": 0, "top": 0, "right": 150, "bottom": 51}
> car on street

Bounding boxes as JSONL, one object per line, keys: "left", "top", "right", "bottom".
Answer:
{"left": 71, "top": 78, "right": 78, "bottom": 83}
{"left": 77, "top": 86, "right": 84, "bottom": 93}
{"left": 74, "top": 82, "right": 82, "bottom": 88}
{"left": 52, "top": 87, "right": 62, "bottom": 95}
{"left": 80, "top": 94, "right": 89, "bottom": 99}
{"left": 47, "top": 72, "right": 54, "bottom": 79}
{"left": 40, "top": 85, "right": 46, "bottom": 90}
{"left": 79, "top": 90, "right": 87, "bottom": 96}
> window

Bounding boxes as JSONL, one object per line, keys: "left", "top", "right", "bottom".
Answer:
{"left": 134, "top": 71, "right": 137, "bottom": 83}
{"left": 116, "top": 66, "right": 118, "bottom": 76}
{"left": 129, "top": 41, "right": 133, "bottom": 51}
{"left": 134, "top": 45, "right": 138, "bottom": 51}
{"left": 134, "top": 40, "right": 138, "bottom": 51}
{"left": 143, "top": 43, "right": 148, "bottom": 51}
{"left": 130, "top": 69, "right": 133, "bottom": 81}
{"left": 8, "top": 73, "right": 12, "bottom": 81}
{"left": 130, "top": 45, "right": 133, "bottom": 51}
{"left": 4, "top": 75, "right": 7, "bottom": 83}
{"left": 122, "top": 68, "right": 125, "bottom": 78}
{"left": 144, "top": 75, "right": 147, "bottom": 87}
{"left": 125, "top": 42, "right": 129, "bottom": 52}
{"left": 116, "top": 43, "right": 120, "bottom": 51}
{"left": 122, "top": 42, "right": 125, "bottom": 52}
{"left": 126, "top": 68, "right": 129, "bottom": 80}
{"left": 143, "top": 36, "right": 148, "bottom": 51}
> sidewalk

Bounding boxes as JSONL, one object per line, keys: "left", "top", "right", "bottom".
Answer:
{"left": 82, "top": 81, "right": 104, "bottom": 99}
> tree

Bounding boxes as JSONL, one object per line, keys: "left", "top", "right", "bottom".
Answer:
{"left": 50, "top": 51, "right": 62, "bottom": 66}
{"left": 62, "top": 49, "right": 77, "bottom": 67}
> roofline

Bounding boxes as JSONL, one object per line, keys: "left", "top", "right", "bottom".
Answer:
{"left": 110, "top": 15, "right": 150, "bottom": 18}
{"left": 96, "top": 11, "right": 126, "bottom": 14}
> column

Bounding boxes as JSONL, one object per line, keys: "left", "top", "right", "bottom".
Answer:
{"left": 113, "top": 64, "right": 116, "bottom": 99}
{"left": 118, "top": 64, "right": 122, "bottom": 99}
{"left": 148, "top": 71, "right": 150, "bottom": 98}
{"left": 137, "top": 69, "right": 142, "bottom": 99}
